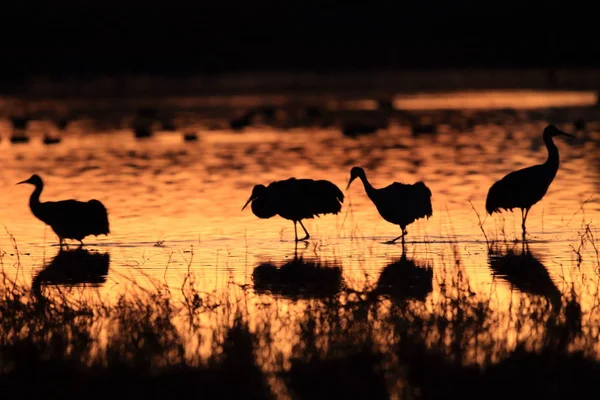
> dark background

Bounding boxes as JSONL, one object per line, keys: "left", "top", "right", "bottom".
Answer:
{"left": 1, "top": 2, "right": 597, "bottom": 82}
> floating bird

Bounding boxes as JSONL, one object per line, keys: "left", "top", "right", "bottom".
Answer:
{"left": 346, "top": 166, "right": 433, "bottom": 244}
{"left": 485, "top": 125, "right": 575, "bottom": 239}
{"left": 183, "top": 131, "right": 199, "bottom": 142}
{"left": 242, "top": 178, "right": 344, "bottom": 242}
{"left": 18, "top": 174, "right": 110, "bottom": 247}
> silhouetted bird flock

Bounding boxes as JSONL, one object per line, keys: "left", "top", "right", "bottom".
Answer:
{"left": 17, "top": 125, "right": 575, "bottom": 246}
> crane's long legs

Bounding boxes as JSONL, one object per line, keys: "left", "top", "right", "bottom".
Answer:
{"left": 296, "top": 220, "right": 310, "bottom": 242}
{"left": 521, "top": 208, "right": 530, "bottom": 241}
{"left": 294, "top": 221, "right": 298, "bottom": 242}
{"left": 386, "top": 228, "right": 408, "bottom": 245}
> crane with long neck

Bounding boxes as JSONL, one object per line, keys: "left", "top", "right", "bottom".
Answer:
{"left": 485, "top": 124, "right": 576, "bottom": 240}
{"left": 18, "top": 174, "right": 110, "bottom": 248}
{"left": 346, "top": 166, "right": 433, "bottom": 245}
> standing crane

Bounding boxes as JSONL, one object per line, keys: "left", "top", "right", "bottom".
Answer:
{"left": 18, "top": 174, "right": 110, "bottom": 248}
{"left": 242, "top": 177, "right": 344, "bottom": 242}
{"left": 485, "top": 124, "right": 575, "bottom": 239}
{"left": 346, "top": 166, "right": 433, "bottom": 245}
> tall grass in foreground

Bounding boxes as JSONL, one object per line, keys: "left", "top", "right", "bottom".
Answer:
{"left": 1, "top": 223, "right": 600, "bottom": 399}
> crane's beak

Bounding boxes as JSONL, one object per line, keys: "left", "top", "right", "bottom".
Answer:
{"left": 17, "top": 178, "right": 31, "bottom": 185}
{"left": 241, "top": 196, "right": 255, "bottom": 211}
{"left": 558, "top": 130, "right": 576, "bottom": 139}
{"left": 345, "top": 176, "right": 356, "bottom": 191}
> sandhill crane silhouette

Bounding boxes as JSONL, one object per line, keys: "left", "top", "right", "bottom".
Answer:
{"left": 346, "top": 166, "right": 432, "bottom": 245}
{"left": 18, "top": 174, "right": 110, "bottom": 248}
{"left": 242, "top": 177, "right": 344, "bottom": 242}
{"left": 486, "top": 125, "right": 575, "bottom": 239}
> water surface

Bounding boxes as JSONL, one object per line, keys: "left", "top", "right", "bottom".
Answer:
{"left": 1, "top": 89, "right": 599, "bottom": 367}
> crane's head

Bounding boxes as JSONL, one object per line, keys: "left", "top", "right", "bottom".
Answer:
{"left": 242, "top": 184, "right": 267, "bottom": 211}
{"left": 346, "top": 166, "right": 366, "bottom": 190}
{"left": 543, "top": 125, "right": 576, "bottom": 140}
{"left": 17, "top": 174, "right": 43, "bottom": 187}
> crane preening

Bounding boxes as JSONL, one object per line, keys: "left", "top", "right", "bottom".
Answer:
{"left": 242, "top": 177, "right": 344, "bottom": 242}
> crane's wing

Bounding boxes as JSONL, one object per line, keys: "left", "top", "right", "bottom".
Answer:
{"left": 86, "top": 199, "right": 110, "bottom": 235}
{"left": 269, "top": 178, "right": 344, "bottom": 218}
{"left": 486, "top": 165, "right": 552, "bottom": 214}
{"left": 375, "top": 181, "right": 433, "bottom": 221}
{"left": 40, "top": 199, "right": 110, "bottom": 236}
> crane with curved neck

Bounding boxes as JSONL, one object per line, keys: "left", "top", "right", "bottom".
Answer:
{"left": 18, "top": 174, "right": 110, "bottom": 248}
{"left": 346, "top": 166, "right": 433, "bottom": 245}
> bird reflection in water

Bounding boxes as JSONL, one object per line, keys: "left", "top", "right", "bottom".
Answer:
{"left": 488, "top": 242, "right": 563, "bottom": 311}
{"left": 487, "top": 243, "right": 582, "bottom": 347}
{"left": 369, "top": 247, "right": 433, "bottom": 303}
{"left": 252, "top": 246, "right": 343, "bottom": 299}
{"left": 32, "top": 248, "right": 110, "bottom": 302}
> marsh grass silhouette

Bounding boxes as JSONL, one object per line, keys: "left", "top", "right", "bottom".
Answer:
{"left": 0, "top": 273, "right": 274, "bottom": 399}
{"left": 281, "top": 280, "right": 390, "bottom": 399}
{"left": 0, "top": 233, "right": 599, "bottom": 399}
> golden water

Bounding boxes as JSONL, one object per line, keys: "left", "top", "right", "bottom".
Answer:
{"left": 1, "top": 90, "right": 599, "bottom": 365}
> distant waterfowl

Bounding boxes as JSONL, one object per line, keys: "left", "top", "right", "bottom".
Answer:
{"left": 346, "top": 166, "right": 433, "bottom": 244}
{"left": 9, "top": 113, "right": 31, "bottom": 143}
{"left": 132, "top": 107, "right": 155, "bottom": 138}
{"left": 242, "top": 178, "right": 344, "bottom": 242}
{"left": 10, "top": 134, "right": 30, "bottom": 144}
{"left": 56, "top": 117, "right": 69, "bottom": 131}
{"left": 42, "top": 134, "right": 61, "bottom": 145}
{"left": 183, "top": 131, "right": 199, "bottom": 142}
{"left": 485, "top": 124, "right": 575, "bottom": 239}
{"left": 10, "top": 115, "right": 29, "bottom": 131}
{"left": 230, "top": 109, "right": 257, "bottom": 131}
{"left": 341, "top": 121, "right": 381, "bottom": 138}
{"left": 18, "top": 174, "right": 110, "bottom": 247}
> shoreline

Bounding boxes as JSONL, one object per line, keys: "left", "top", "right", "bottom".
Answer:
{"left": 3, "top": 68, "right": 600, "bottom": 99}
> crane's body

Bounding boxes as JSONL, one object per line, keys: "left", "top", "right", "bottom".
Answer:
{"left": 242, "top": 177, "right": 344, "bottom": 242}
{"left": 18, "top": 174, "right": 110, "bottom": 247}
{"left": 346, "top": 166, "right": 433, "bottom": 244}
{"left": 485, "top": 125, "right": 575, "bottom": 238}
